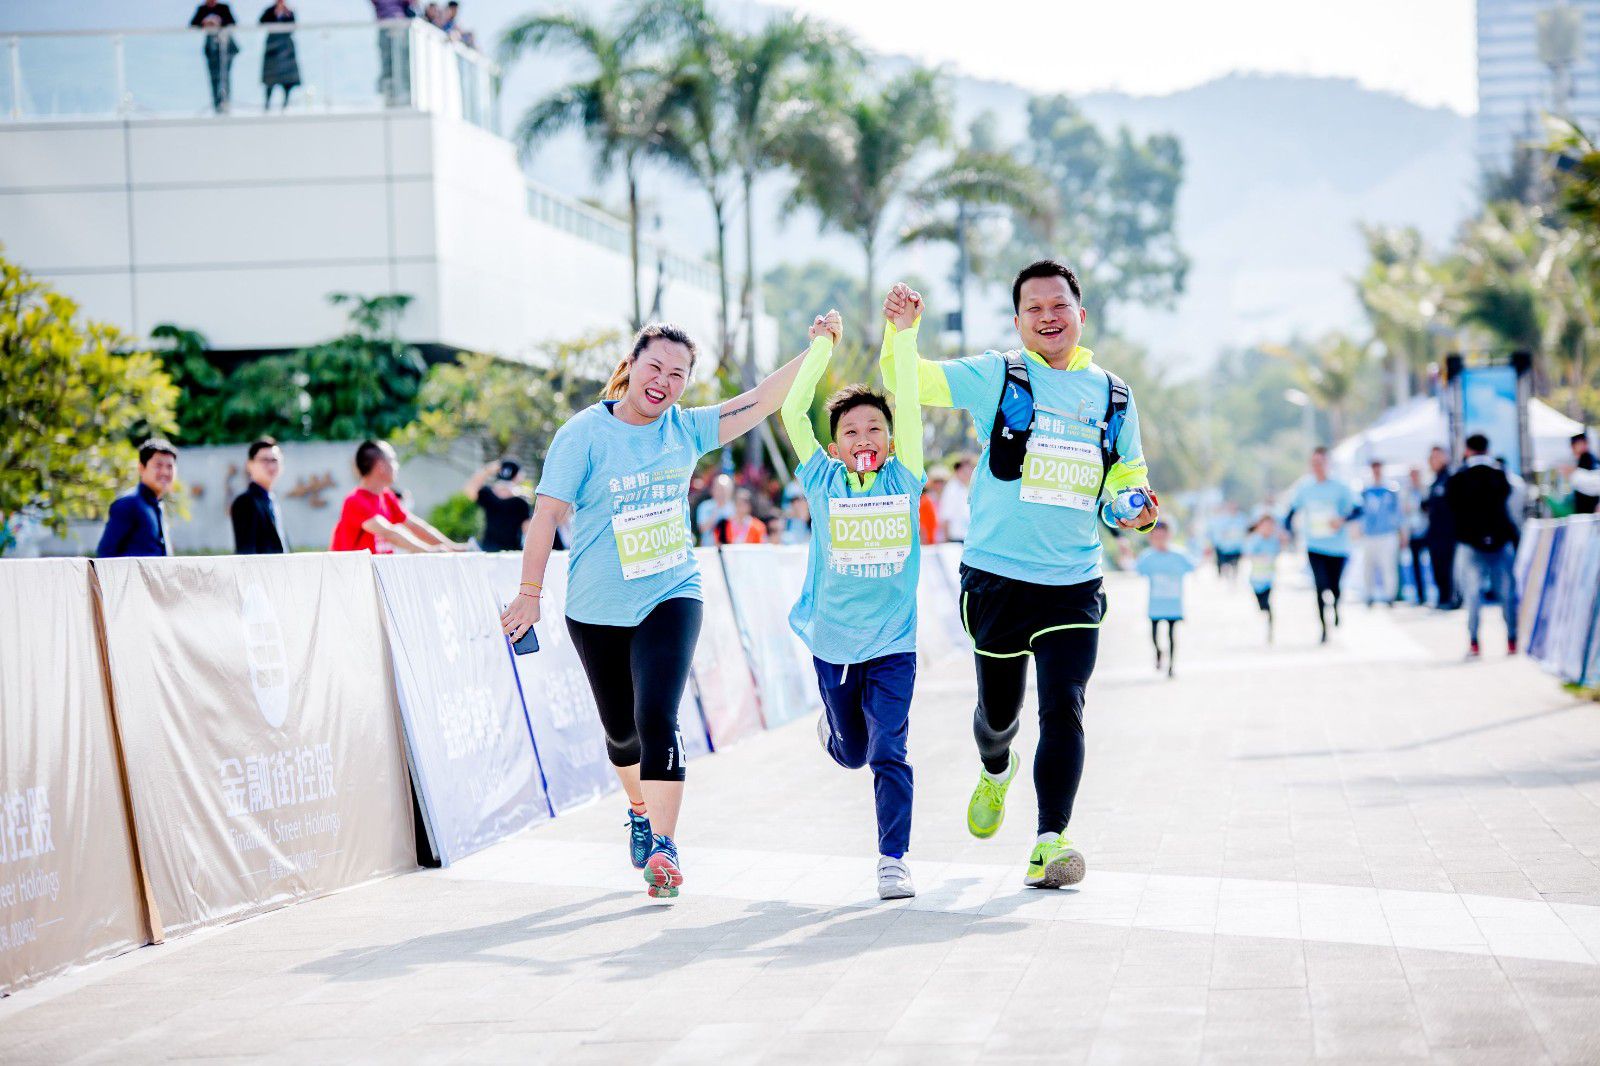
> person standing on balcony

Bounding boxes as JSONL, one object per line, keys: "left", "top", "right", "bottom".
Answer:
{"left": 371, "top": 0, "right": 415, "bottom": 107}
{"left": 258, "top": 1, "right": 300, "bottom": 111}
{"left": 190, "top": 1, "right": 239, "bottom": 114}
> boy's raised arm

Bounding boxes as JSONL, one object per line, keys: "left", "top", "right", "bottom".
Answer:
{"left": 883, "top": 306, "right": 926, "bottom": 480}
{"left": 779, "top": 311, "right": 842, "bottom": 467}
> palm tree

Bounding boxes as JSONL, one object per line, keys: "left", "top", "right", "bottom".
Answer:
{"left": 901, "top": 115, "right": 1054, "bottom": 354}
{"left": 1355, "top": 225, "right": 1450, "bottom": 402}
{"left": 779, "top": 68, "right": 950, "bottom": 359}
{"left": 722, "top": 15, "right": 859, "bottom": 380}
{"left": 1264, "top": 333, "right": 1379, "bottom": 442}
{"left": 499, "top": 6, "right": 674, "bottom": 330}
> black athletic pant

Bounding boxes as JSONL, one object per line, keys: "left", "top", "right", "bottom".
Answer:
{"left": 1408, "top": 536, "right": 1428, "bottom": 604}
{"left": 973, "top": 626, "right": 1098, "bottom": 836}
{"left": 1426, "top": 533, "right": 1457, "bottom": 606}
{"left": 566, "top": 597, "right": 702, "bottom": 782}
{"left": 1150, "top": 619, "right": 1177, "bottom": 665}
{"left": 1307, "top": 551, "right": 1346, "bottom": 636}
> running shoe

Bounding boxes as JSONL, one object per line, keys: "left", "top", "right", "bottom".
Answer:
{"left": 1467, "top": 640, "right": 1482, "bottom": 659}
{"left": 644, "top": 834, "right": 683, "bottom": 899}
{"left": 817, "top": 712, "right": 831, "bottom": 755}
{"left": 1508, "top": 638, "right": 1518, "bottom": 655}
{"left": 1024, "top": 834, "right": 1086, "bottom": 889}
{"left": 877, "top": 856, "right": 915, "bottom": 900}
{"left": 627, "top": 808, "right": 652, "bottom": 870}
{"left": 967, "top": 751, "right": 1019, "bottom": 839}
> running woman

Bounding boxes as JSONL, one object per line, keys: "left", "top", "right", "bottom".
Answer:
{"left": 1244, "top": 514, "right": 1280, "bottom": 642}
{"left": 499, "top": 323, "right": 807, "bottom": 900}
{"left": 781, "top": 299, "right": 925, "bottom": 901}
{"left": 1284, "top": 447, "right": 1361, "bottom": 645}
{"left": 881, "top": 260, "right": 1159, "bottom": 889}
{"left": 1134, "top": 521, "right": 1194, "bottom": 678}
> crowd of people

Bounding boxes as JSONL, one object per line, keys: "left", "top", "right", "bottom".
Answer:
{"left": 185, "top": 0, "right": 475, "bottom": 115}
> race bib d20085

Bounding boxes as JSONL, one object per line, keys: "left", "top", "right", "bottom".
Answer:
{"left": 828, "top": 494, "right": 912, "bottom": 567}
{"left": 1020, "top": 437, "right": 1100, "bottom": 510}
{"left": 612, "top": 500, "right": 690, "bottom": 580}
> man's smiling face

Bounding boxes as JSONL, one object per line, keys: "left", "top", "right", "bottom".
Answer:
{"left": 1014, "top": 275, "right": 1085, "bottom": 360}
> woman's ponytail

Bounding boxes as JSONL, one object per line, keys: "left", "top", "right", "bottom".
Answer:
{"left": 602, "top": 356, "right": 631, "bottom": 401}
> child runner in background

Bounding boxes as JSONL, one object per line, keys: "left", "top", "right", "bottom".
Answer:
{"left": 780, "top": 298, "right": 926, "bottom": 901}
{"left": 1134, "top": 521, "right": 1195, "bottom": 678}
{"left": 1244, "top": 514, "right": 1280, "bottom": 642}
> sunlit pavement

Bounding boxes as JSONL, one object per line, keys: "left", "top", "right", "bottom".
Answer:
{"left": 4, "top": 568, "right": 1599, "bottom": 1064}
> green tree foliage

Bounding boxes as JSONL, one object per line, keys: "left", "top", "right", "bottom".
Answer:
{"left": 1000, "top": 95, "right": 1188, "bottom": 327}
{"left": 0, "top": 251, "right": 178, "bottom": 545}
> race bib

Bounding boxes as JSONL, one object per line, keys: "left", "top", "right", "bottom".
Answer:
{"left": 1307, "top": 506, "right": 1340, "bottom": 539}
{"left": 1020, "top": 437, "right": 1101, "bottom": 510}
{"left": 1250, "top": 556, "right": 1275, "bottom": 582}
{"left": 828, "top": 494, "right": 912, "bottom": 567}
{"left": 612, "top": 500, "right": 689, "bottom": 580}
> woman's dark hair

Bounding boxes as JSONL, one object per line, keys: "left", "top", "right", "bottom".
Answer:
{"left": 825, "top": 384, "right": 893, "bottom": 438}
{"left": 1011, "top": 259, "right": 1083, "bottom": 312}
{"left": 604, "top": 323, "right": 699, "bottom": 401}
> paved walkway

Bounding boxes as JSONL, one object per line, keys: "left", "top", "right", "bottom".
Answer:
{"left": 5, "top": 570, "right": 1600, "bottom": 1064}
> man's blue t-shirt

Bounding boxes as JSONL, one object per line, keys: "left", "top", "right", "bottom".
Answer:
{"left": 1244, "top": 532, "right": 1279, "bottom": 592}
{"left": 536, "top": 401, "right": 723, "bottom": 626}
{"left": 1287, "top": 477, "right": 1360, "bottom": 558}
{"left": 941, "top": 352, "right": 1146, "bottom": 586}
{"left": 788, "top": 452, "right": 924, "bottom": 665}
{"left": 1359, "top": 484, "right": 1401, "bottom": 536}
{"left": 1134, "top": 547, "right": 1195, "bottom": 620}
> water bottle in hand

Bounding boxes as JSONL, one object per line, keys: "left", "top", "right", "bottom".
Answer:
{"left": 1108, "top": 488, "right": 1149, "bottom": 523}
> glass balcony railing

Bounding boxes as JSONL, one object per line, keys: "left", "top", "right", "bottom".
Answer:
{"left": 0, "top": 19, "right": 498, "bottom": 132}
{"left": 526, "top": 181, "right": 721, "bottom": 295}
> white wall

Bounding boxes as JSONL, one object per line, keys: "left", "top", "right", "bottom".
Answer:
{"left": 0, "top": 109, "right": 774, "bottom": 368}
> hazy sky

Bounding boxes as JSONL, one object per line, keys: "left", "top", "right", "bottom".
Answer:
{"left": 768, "top": 0, "right": 1478, "bottom": 114}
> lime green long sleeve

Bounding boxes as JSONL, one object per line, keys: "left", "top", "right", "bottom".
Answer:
{"left": 779, "top": 335, "right": 834, "bottom": 466}
{"left": 879, "top": 321, "right": 955, "bottom": 408}
{"left": 885, "top": 322, "right": 926, "bottom": 479}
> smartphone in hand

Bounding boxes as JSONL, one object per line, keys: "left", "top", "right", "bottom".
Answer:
{"left": 512, "top": 625, "right": 540, "bottom": 655}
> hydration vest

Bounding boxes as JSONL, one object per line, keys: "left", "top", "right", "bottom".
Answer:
{"left": 988, "top": 350, "right": 1131, "bottom": 499}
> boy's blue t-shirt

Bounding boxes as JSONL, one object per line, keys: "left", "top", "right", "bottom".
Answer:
{"left": 1359, "top": 484, "right": 1402, "bottom": 536}
{"left": 941, "top": 352, "right": 1146, "bottom": 585}
{"left": 1288, "top": 477, "right": 1360, "bottom": 558}
{"left": 789, "top": 451, "right": 925, "bottom": 665}
{"left": 1134, "top": 547, "right": 1195, "bottom": 620}
{"left": 1244, "top": 532, "right": 1279, "bottom": 592}
{"left": 536, "top": 400, "right": 723, "bottom": 626}
{"left": 1208, "top": 512, "right": 1247, "bottom": 553}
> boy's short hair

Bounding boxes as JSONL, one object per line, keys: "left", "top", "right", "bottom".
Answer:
{"left": 355, "top": 439, "right": 391, "bottom": 476}
{"left": 825, "top": 384, "right": 893, "bottom": 439}
{"left": 1012, "top": 259, "right": 1082, "bottom": 312}
{"left": 138, "top": 438, "right": 178, "bottom": 465}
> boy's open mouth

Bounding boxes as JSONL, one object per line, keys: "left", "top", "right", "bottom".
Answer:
{"left": 852, "top": 447, "right": 879, "bottom": 472}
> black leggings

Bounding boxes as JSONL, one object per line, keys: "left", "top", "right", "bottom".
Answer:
{"left": 1307, "top": 551, "right": 1345, "bottom": 634}
{"left": 973, "top": 626, "right": 1098, "bottom": 836}
{"left": 566, "top": 598, "right": 702, "bottom": 782}
{"left": 1150, "top": 619, "right": 1177, "bottom": 664}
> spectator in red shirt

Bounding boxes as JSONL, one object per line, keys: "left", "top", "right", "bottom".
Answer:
{"left": 330, "top": 439, "right": 467, "bottom": 553}
{"left": 919, "top": 470, "right": 945, "bottom": 546}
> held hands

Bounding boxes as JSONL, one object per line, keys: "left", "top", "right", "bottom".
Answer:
{"left": 809, "top": 309, "right": 843, "bottom": 346}
{"left": 499, "top": 593, "right": 541, "bottom": 642}
{"left": 883, "top": 283, "right": 922, "bottom": 331}
{"left": 1117, "top": 488, "right": 1161, "bottom": 530}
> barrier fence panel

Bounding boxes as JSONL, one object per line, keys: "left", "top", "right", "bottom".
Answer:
{"left": 1528, "top": 525, "right": 1567, "bottom": 664}
{"left": 690, "top": 548, "right": 764, "bottom": 747}
{"left": 718, "top": 545, "right": 822, "bottom": 727}
{"left": 919, "top": 543, "right": 969, "bottom": 657}
{"left": 1515, "top": 521, "right": 1556, "bottom": 649}
{"left": 485, "top": 553, "right": 616, "bottom": 813}
{"left": 373, "top": 556, "right": 550, "bottom": 865}
{"left": 1544, "top": 518, "right": 1600, "bottom": 682}
{"left": 92, "top": 554, "right": 416, "bottom": 939}
{"left": 0, "top": 560, "right": 148, "bottom": 995}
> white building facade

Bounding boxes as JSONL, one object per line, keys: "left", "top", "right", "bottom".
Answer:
{"left": 1477, "top": 0, "right": 1600, "bottom": 176}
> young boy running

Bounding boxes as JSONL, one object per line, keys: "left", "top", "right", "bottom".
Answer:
{"left": 781, "top": 301, "right": 925, "bottom": 901}
{"left": 1134, "top": 522, "right": 1194, "bottom": 678}
{"left": 1245, "top": 514, "right": 1280, "bottom": 642}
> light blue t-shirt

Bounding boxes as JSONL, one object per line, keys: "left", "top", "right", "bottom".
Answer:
{"left": 942, "top": 353, "right": 1146, "bottom": 586}
{"left": 1208, "top": 511, "right": 1247, "bottom": 553}
{"left": 1287, "top": 477, "right": 1360, "bottom": 558}
{"left": 789, "top": 452, "right": 924, "bottom": 665}
{"left": 1244, "top": 532, "right": 1279, "bottom": 592}
{"left": 536, "top": 401, "right": 722, "bottom": 626}
{"left": 1359, "top": 484, "right": 1401, "bottom": 536}
{"left": 1134, "top": 547, "right": 1195, "bottom": 620}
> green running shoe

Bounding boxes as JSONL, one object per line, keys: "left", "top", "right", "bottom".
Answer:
{"left": 1024, "top": 834, "right": 1086, "bottom": 889}
{"left": 966, "top": 752, "right": 1019, "bottom": 839}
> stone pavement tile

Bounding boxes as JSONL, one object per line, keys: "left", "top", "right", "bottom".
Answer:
{"left": 1409, "top": 990, "right": 1547, "bottom": 1054}
{"left": 1302, "top": 940, "right": 1405, "bottom": 984}
{"left": 1208, "top": 938, "right": 1307, "bottom": 990}
{"left": 867, "top": 1045, "right": 981, "bottom": 1065}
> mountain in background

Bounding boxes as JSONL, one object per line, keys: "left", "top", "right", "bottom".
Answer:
{"left": 5, "top": 2, "right": 1477, "bottom": 367}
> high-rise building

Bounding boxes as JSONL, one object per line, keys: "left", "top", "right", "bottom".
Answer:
{"left": 1477, "top": 0, "right": 1600, "bottom": 176}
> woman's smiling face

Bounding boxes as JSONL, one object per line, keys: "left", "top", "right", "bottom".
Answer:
{"left": 625, "top": 339, "right": 693, "bottom": 419}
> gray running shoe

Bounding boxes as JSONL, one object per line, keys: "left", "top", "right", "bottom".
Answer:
{"left": 877, "top": 856, "right": 915, "bottom": 900}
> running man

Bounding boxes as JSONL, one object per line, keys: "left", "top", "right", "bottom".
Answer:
{"left": 781, "top": 302, "right": 925, "bottom": 900}
{"left": 499, "top": 322, "right": 808, "bottom": 900}
{"left": 1284, "top": 447, "right": 1360, "bottom": 644}
{"left": 881, "top": 261, "right": 1159, "bottom": 889}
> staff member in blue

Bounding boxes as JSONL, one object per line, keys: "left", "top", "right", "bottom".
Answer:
{"left": 882, "top": 260, "right": 1159, "bottom": 889}
{"left": 1284, "top": 447, "right": 1361, "bottom": 644}
{"left": 500, "top": 323, "right": 806, "bottom": 901}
